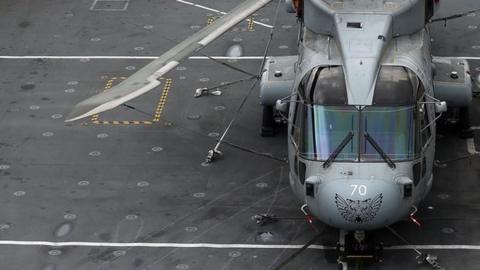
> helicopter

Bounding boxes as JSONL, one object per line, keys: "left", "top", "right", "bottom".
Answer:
{"left": 66, "top": 0, "right": 478, "bottom": 267}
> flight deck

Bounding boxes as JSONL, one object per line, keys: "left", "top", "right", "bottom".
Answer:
{"left": 0, "top": 0, "right": 479, "bottom": 269}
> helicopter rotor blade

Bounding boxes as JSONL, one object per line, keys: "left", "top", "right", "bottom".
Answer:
{"left": 66, "top": 0, "right": 272, "bottom": 122}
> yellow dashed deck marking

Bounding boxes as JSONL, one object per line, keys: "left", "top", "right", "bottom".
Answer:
{"left": 247, "top": 16, "right": 255, "bottom": 32}
{"left": 206, "top": 15, "right": 218, "bottom": 25}
{"left": 153, "top": 78, "right": 172, "bottom": 122}
{"left": 207, "top": 14, "right": 254, "bottom": 30}
{"left": 90, "top": 77, "right": 173, "bottom": 125}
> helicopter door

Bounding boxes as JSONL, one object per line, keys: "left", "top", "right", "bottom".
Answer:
{"left": 291, "top": 99, "right": 307, "bottom": 185}
{"left": 413, "top": 86, "right": 433, "bottom": 186}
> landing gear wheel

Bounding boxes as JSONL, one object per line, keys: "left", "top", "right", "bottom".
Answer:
{"left": 337, "top": 231, "right": 383, "bottom": 269}
{"left": 261, "top": 105, "right": 275, "bottom": 137}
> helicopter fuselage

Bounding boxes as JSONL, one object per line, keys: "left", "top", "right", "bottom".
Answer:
{"left": 287, "top": 26, "right": 436, "bottom": 230}
{"left": 258, "top": 0, "right": 453, "bottom": 231}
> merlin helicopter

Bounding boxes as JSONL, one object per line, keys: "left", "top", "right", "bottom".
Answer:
{"left": 66, "top": 0, "right": 477, "bottom": 267}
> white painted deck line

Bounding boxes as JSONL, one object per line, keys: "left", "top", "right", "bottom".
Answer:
{"left": 433, "top": 56, "right": 480, "bottom": 60}
{"left": 1, "top": 56, "right": 477, "bottom": 60}
{"left": 0, "top": 56, "right": 266, "bottom": 60}
{"left": 175, "top": 0, "right": 274, "bottom": 28}
{"left": 458, "top": 57, "right": 480, "bottom": 60}
{"left": 0, "top": 240, "right": 480, "bottom": 251}
{"left": 2, "top": 55, "right": 479, "bottom": 60}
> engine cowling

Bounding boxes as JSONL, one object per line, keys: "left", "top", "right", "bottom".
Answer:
{"left": 432, "top": 57, "right": 472, "bottom": 107}
{"left": 259, "top": 55, "right": 298, "bottom": 106}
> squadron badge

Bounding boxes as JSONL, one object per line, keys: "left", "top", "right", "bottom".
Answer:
{"left": 335, "top": 193, "right": 383, "bottom": 223}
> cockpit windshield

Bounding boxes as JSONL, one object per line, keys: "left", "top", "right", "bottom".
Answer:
{"left": 295, "top": 105, "right": 415, "bottom": 162}
{"left": 300, "top": 105, "right": 358, "bottom": 161}
{"left": 362, "top": 106, "right": 415, "bottom": 161}
{"left": 291, "top": 65, "right": 423, "bottom": 163}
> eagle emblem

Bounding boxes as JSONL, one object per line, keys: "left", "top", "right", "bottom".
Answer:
{"left": 335, "top": 193, "right": 383, "bottom": 223}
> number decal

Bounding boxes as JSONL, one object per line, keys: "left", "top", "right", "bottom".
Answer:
{"left": 358, "top": 185, "right": 367, "bottom": 196}
{"left": 350, "top": 185, "right": 367, "bottom": 196}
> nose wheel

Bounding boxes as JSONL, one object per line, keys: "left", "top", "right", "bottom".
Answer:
{"left": 337, "top": 230, "right": 383, "bottom": 269}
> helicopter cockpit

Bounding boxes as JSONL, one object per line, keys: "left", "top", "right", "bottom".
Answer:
{"left": 291, "top": 65, "right": 431, "bottom": 168}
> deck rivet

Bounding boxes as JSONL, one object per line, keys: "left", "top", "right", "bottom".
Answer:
{"left": 97, "top": 133, "right": 109, "bottom": 139}
{"left": 256, "top": 182, "right": 268, "bottom": 188}
{"left": 0, "top": 165, "right": 10, "bottom": 170}
{"left": 176, "top": 264, "right": 189, "bottom": 270}
{"left": 193, "top": 192, "right": 206, "bottom": 198}
{"left": 13, "top": 191, "right": 26, "bottom": 197}
{"left": 187, "top": 115, "right": 201, "bottom": 120}
{"left": 126, "top": 214, "right": 138, "bottom": 220}
{"left": 441, "top": 227, "right": 455, "bottom": 234}
{"left": 137, "top": 181, "right": 150, "bottom": 187}
{"left": 48, "top": 249, "right": 62, "bottom": 256}
{"left": 152, "top": 146, "right": 163, "bottom": 152}
{"left": 64, "top": 214, "right": 77, "bottom": 220}
{"left": 89, "top": 151, "right": 101, "bottom": 157}
{"left": 185, "top": 226, "right": 198, "bottom": 232}
{"left": 437, "top": 193, "right": 450, "bottom": 200}
{"left": 229, "top": 251, "right": 241, "bottom": 258}
{"left": 78, "top": 180, "right": 90, "bottom": 186}
{"left": 208, "top": 132, "right": 219, "bottom": 137}
{"left": 113, "top": 250, "right": 127, "bottom": 256}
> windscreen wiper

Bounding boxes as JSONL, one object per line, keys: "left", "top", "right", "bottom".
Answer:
{"left": 364, "top": 132, "right": 396, "bottom": 169}
{"left": 323, "top": 131, "right": 354, "bottom": 169}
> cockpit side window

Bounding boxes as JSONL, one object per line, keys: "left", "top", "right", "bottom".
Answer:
{"left": 292, "top": 97, "right": 304, "bottom": 147}
{"left": 296, "top": 69, "right": 312, "bottom": 101}
{"left": 412, "top": 78, "right": 432, "bottom": 152}
{"left": 299, "top": 66, "right": 348, "bottom": 105}
{"left": 419, "top": 100, "right": 432, "bottom": 148}
{"left": 421, "top": 106, "right": 432, "bottom": 146}
{"left": 291, "top": 70, "right": 312, "bottom": 137}
{"left": 373, "top": 66, "right": 418, "bottom": 105}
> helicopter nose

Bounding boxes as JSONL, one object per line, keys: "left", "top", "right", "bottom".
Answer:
{"left": 305, "top": 176, "right": 414, "bottom": 230}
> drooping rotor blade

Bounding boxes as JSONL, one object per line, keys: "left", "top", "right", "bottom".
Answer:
{"left": 66, "top": 0, "right": 273, "bottom": 122}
